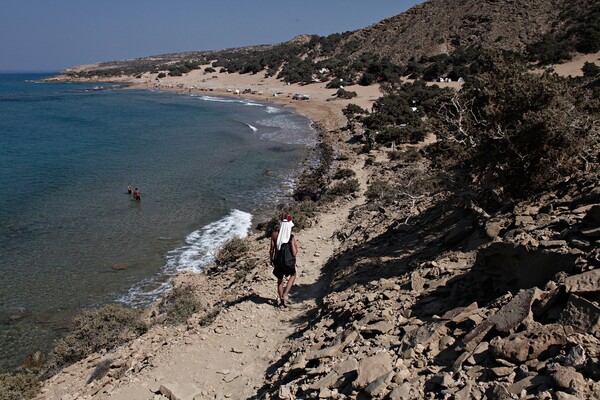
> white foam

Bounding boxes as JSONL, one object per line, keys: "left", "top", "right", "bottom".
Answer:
{"left": 245, "top": 123, "right": 258, "bottom": 132}
{"left": 194, "top": 95, "right": 263, "bottom": 107}
{"left": 118, "top": 209, "right": 252, "bottom": 307}
{"left": 257, "top": 114, "right": 317, "bottom": 147}
{"left": 266, "top": 106, "right": 281, "bottom": 114}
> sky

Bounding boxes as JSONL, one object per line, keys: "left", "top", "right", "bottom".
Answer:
{"left": 0, "top": 0, "right": 425, "bottom": 72}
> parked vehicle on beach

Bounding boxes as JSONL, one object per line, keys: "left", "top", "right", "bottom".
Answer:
{"left": 292, "top": 93, "right": 310, "bottom": 100}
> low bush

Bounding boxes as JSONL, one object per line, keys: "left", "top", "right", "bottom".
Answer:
{"left": 332, "top": 168, "right": 356, "bottom": 180}
{"left": 204, "top": 67, "right": 216, "bottom": 73}
{"left": 582, "top": 61, "right": 600, "bottom": 77}
{"left": 336, "top": 88, "right": 357, "bottom": 99}
{"left": 159, "top": 284, "right": 203, "bottom": 325}
{"left": 388, "top": 148, "right": 423, "bottom": 163}
{"left": 326, "top": 179, "right": 360, "bottom": 199}
{"left": 0, "top": 372, "right": 41, "bottom": 400}
{"left": 365, "top": 179, "right": 397, "bottom": 204}
{"left": 47, "top": 304, "right": 147, "bottom": 374}
{"left": 343, "top": 103, "right": 368, "bottom": 119}
{"left": 260, "top": 201, "right": 321, "bottom": 237}
{"left": 215, "top": 237, "right": 249, "bottom": 266}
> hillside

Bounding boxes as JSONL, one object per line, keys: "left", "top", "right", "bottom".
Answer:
{"left": 55, "top": 0, "right": 599, "bottom": 84}
{"left": 337, "top": 0, "right": 563, "bottom": 64}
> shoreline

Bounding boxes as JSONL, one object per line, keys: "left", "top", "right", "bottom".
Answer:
{"left": 0, "top": 74, "right": 328, "bottom": 374}
{"left": 34, "top": 71, "right": 370, "bottom": 398}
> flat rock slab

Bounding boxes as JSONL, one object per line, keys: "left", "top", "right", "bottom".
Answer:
{"left": 564, "top": 269, "right": 600, "bottom": 294}
{"left": 559, "top": 294, "right": 600, "bottom": 337}
{"left": 159, "top": 382, "right": 200, "bottom": 400}
{"left": 462, "top": 288, "right": 540, "bottom": 352}
{"left": 353, "top": 352, "right": 393, "bottom": 389}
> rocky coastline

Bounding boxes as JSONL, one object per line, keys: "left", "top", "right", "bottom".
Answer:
{"left": 25, "top": 60, "right": 600, "bottom": 400}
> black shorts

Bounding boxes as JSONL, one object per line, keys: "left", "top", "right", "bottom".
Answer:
{"left": 273, "top": 264, "right": 296, "bottom": 279}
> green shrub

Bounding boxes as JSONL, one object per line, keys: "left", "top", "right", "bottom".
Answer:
{"left": 376, "top": 125, "right": 426, "bottom": 145}
{"left": 336, "top": 88, "right": 357, "bottom": 99}
{"left": 159, "top": 284, "right": 203, "bottom": 325}
{"left": 0, "top": 372, "right": 41, "bottom": 400}
{"left": 157, "top": 72, "right": 166, "bottom": 79}
{"left": 365, "top": 179, "right": 396, "bottom": 204}
{"left": 343, "top": 103, "right": 368, "bottom": 118}
{"left": 215, "top": 237, "right": 249, "bottom": 266}
{"left": 582, "top": 61, "right": 600, "bottom": 77}
{"left": 436, "top": 49, "right": 597, "bottom": 198}
{"left": 260, "top": 201, "right": 320, "bottom": 237}
{"left": 388, "top": 148, "right": 423, "bottom": 163}
{"left": 204, "top": 67, "right": 216, "bottom": 73}
{"left": 326, "top": 179, "right": 360, "bottom": 198}
{"left": 48, "top": 304, "right": 147, "bottom": 374}
{"left": 326, "top": 79, "right": 344, "bottom": 89}
{"left": 359, "top": 72, "right": 376, "bottom": 86}
{"left": 332, "top": 168, "right": 356, "bottom": 180}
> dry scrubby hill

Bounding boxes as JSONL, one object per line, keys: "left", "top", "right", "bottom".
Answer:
{"left": 341, "top": 0, "right": 562, "bottom": 63}
{"left": 59, "top": 0, "right": 598, "bottom": 82}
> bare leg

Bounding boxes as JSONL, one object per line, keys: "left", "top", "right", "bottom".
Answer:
{"left": 283, "top": 274, "right": 296, "bottom": 300}
{"left": 277, "top": 278, "right": 285, "bottom": 306}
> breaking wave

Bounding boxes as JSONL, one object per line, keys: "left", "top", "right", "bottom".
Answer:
{"left": 118, "top": 209, "right": 252, "bottom": 307}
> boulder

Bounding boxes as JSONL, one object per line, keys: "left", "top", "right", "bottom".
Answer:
{"left": 410, "top": 271, "right": 426, "bottom": 292}
{"left": 309, "top": 357, "right": 359, "bottom": 391}
{"left": 564, "top": 270, "right": 600, "bottom": 294}
{"left": 159, "top": 383, "right": 200, "bottom": 400}
{"left": 493, "top": 288, "right": 542, "bottom": 333}
{"left": 555, "top": 392, "right": 585, "bottom": 400}
{"left": 278, "top": 384, "right": 295, "bottom": 400}
{"left": 463, "top": 288, "right": 541, "bottom": 352}
{"left": 111, "top": 262, "right": 129, "bottom": 271}
{"left": 363, "top": 370, "right": 394, "bottom": 398}
{"left": 440, "top": 302, "right": 478, "bottom": 323}
{"left": 551, "top": 366, "right": 585, "bottom": 390}
{"left": 388, "top": 382, "right": 412, "bottom": 400}
{"left": 507, "top": 374, "right": 553, "bottom": 395}
{"left": 559, "top": 294, "right": 600, "bottom": 337}
{"left": 487, "top": 384, "right": 512, "bottom": 400}
{"left": 485, "top": 221, "right": 504, "bottom": 239}
{"left": 489, "top": 324, "right": 568, "bottom": 363}
{"left": 353, "top": 352, "right": 393, "bottom": 389}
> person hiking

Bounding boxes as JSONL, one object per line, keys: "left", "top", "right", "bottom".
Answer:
{"left": 269, "top": 213, "right": 298, "bottom": 307}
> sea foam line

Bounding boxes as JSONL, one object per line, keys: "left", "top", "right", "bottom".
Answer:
{"left": 118, "top": 209, "right": 252, "bottom": 307}
{"left": 245, "top": 123, "right": 258, "bottom": 132}
{"left": 193, "top": 95, "right": 263, "bottom": 107}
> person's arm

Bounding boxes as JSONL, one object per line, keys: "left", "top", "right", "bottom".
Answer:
{"left": 291, "top": 236, "right": 298, "bottom": 257}
{"left": 269, "top": 232, "right": 278, "bottom": 264}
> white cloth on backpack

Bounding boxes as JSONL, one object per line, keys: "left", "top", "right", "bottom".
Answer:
{"left": 276, "top": 220, "right": 294, "bottom": 250}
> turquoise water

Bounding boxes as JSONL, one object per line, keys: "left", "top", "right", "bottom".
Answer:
{"left": 0, "top": 73, "right": 316, "bottom": 371}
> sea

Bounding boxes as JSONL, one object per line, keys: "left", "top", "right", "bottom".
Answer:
{"left": 0, "top": 73, "right": 316, "bottom": 371}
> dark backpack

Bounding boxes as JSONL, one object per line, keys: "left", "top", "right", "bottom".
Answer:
{"left": 275, "top": 240, "right": 296, "bottom": 274}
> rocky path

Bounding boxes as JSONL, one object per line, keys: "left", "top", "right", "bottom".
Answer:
{"left": 36, "top": 156, "right": 370, "bottom": 400}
